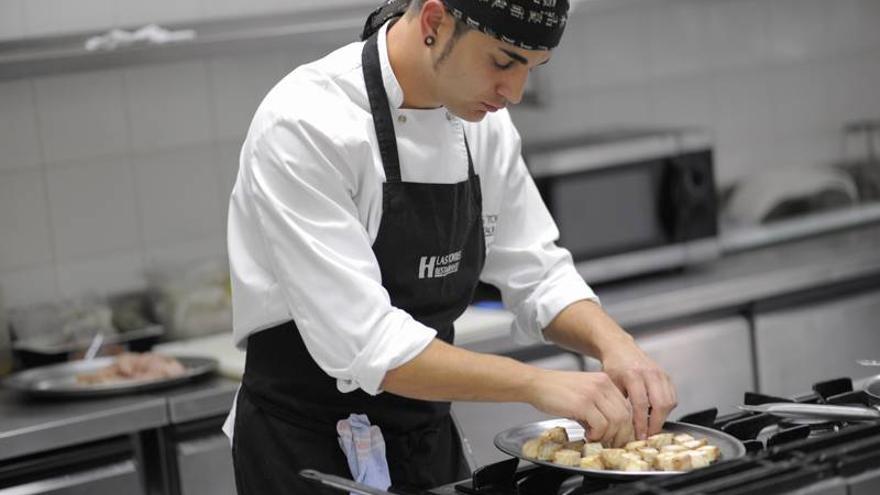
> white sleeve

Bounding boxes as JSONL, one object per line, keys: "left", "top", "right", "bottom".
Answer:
{"left": 479, "top": 119, "right": 599, "bottom": 345}
{"left": 242, "top": 118, "right": 436, "bottom": 396}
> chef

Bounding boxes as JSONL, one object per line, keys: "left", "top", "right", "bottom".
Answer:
{"left": 224, "top": 0, "right": 677, "bottom": 493}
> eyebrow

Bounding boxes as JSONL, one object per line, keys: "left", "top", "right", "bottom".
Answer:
{"left": 499, "top": 48, "right": 551, "bottom": 66}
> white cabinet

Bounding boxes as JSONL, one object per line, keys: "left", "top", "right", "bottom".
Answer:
{"left": 754, "top": 289, "right": 880, "bottom": 398}
{"left": 451, "top": 352, "right": 583, "bottom": 469}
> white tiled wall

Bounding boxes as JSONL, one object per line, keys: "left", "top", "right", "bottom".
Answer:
{"left": 1, "top": 0, "right": 879, "bottom": 309}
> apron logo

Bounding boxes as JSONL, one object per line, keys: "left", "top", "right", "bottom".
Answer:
{"left": 418, "top": 250, "right": 462, "bottom": 279}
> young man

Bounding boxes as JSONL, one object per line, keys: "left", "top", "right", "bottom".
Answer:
{"left": 225, "top": 0, "right": 677, "bottom": 493}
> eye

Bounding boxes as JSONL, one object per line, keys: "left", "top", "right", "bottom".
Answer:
{"left": 492, "top": 57, "right": 515, "bottom": 70}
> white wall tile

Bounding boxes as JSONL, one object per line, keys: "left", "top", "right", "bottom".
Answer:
{"left": 131, "top": 146, "right": 224, "bottom": 247}
{"left": 644, "top": 1, "right": 710, "bottom": 80}
{"left": 33, "top": 70, "right": 129, "bottom": 164}
{"left": 23, "top": 0, "right": 115, "bottom": 37}
{"left": 566, "top": 7, "right": 650, "bottom": 88}
{"left": 0, "top": 0, "right": 25, "bottom": 41}
{"left": 582, "top": 85, "right": 652, "bottom": 127}
{"left": 710, "top": 69, "right": 775, "bottom": 153}
{"left": 0, "top": 170, "right": 53, "bottom": 271}
{"left": 125, "top": 61, "right": 213, "bottom": 153}
{"left": 648, "top": 77, "right": 715, "bottom": 129}
{"left": 46, "top": 157, "right": 140, "bottom": 262}
{"left": 56, "top": 250, "right": 145, "bottom": 298}
{"left": 209, "top": 52, "right": 291, "bottom": 142}
{"left": 0, "top": 266, "right": 57, "bottom": 308}
{"left": 766, "top": 0, "right": 831, "bottom": 62}
{"left": 764, "top": 133, "right": 839, "bottom": 171}
{"left": 143, "top": 237, "right": 226, "bottom": 273}
{"left": 766, "top": 63, "right": 835, "bottom": 141}
{"left": 0, "top": 80, "right": 41, "bottom": 172}
{"left": 702, "top": 0, "right": 771, "bottom": 71}
{"left": 216, "top": 141, "right": 242, "bottom": 200}
{"left": 115, "top": 0, "right": 202, "bottom": 28}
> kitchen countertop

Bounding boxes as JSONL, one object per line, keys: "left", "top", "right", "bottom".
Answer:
{"left": 2, "top": 222, "right": 879, "bottom": 462}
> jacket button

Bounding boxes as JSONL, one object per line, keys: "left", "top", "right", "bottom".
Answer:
{"left": 397, "top": 115, "right": 407, "bottom": 124}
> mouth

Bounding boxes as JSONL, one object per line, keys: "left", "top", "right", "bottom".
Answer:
{"left": 481, "top": 102, "right": 504, "bottom": 113}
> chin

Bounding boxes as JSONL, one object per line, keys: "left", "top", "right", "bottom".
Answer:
{"left": 449, "top": 107, "right": 488, "bottom": 123}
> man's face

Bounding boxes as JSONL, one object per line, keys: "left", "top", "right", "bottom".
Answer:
{"left": 431, "top": 29, "right": 552, "bottom": 122}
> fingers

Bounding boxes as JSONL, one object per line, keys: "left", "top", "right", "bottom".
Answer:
{"left": 592, "top": 380, "right": 633, "bottom": 447}
{"left": 647, "top": 372, "right": 678, "bottom": 435}
{"left": 581, "top": 402, "right": 609, "bottom": 443}
{"left": 623, "top": 373, "right": 650, "bottom": 441}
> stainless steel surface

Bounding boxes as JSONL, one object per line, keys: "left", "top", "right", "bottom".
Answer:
{"left": 176, "top": 434, "right": 236, "bottom": 495}
{"left": 862, "top": 375, "right": 880, "bottom": 401}
{"left": 494, "top": 418, "right": 746, "bottom": 480}
{"left": 162, "top": 377, "right": 238, "bottom": 424}
{"left": 83, "top": 332, "right": 104, "bottom": 361}
{"left": 3, "top": 355, "right": 217, "bottom": 398}
{"left": 527, "top": 128, "right": 711, "bottom": 178}
{"left": 0, "top": 388, "right": 167, "bottom": 461}
{"left": 858, "top": 360, "right": 880, "bottom": 367}
{"left": 738, "top": 403, "right": 880, "bottom": 422}
{"left": 754, "top": 289, "right": 880, "bottom": 397}
{"left": 0, "top": 287, "right": 11, "bottom": 377}
{"left": 12, "top": 324, "right": 164, "bottom": 354}
{"left": 720, "top": 203, "right": 880, "bottom": 254}
{"left": 0, "top": 459, "right": 144, "bottom": 495}
{"left": 299, "top": 469, "right": 394, "bottom": 495}
{"left": 575, "top": 239, "right": 721, "bottom": 285}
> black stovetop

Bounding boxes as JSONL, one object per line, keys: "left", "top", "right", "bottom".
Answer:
{"left": 438, "top": 376, "right": 880, "bottom": 495}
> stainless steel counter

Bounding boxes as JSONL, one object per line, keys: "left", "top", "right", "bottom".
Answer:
{"left": 0, "top": 389, "right": 167, "bottom": 461}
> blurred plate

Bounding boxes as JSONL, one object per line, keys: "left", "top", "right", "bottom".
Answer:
{"left": 494, "top": 418, "right": 746, "bottom": 480}
{"left": 2, "top": 355, "right": 216, "bottom": 398}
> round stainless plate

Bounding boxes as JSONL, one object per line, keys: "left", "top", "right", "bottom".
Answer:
{"left": 494, "top": 418, "right": 747, "bottom": 480}
{"left": 2, "top": 355, "right": 217, "bottom": 398}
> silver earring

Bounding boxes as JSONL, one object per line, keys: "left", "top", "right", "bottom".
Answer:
{"left": 425, "top": 35, "right": 435, "bottom": 46}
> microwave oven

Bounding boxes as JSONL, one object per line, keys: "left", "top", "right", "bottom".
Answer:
{"left": 526, "top": 128, "right": 720, "bottom": 284}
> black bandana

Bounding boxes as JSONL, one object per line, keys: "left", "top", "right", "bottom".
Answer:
{"left": 361, "top": 0, "right": 569, "bottom": 50}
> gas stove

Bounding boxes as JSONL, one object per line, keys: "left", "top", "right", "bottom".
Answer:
{"left": 431, "top": 376, "right": 880, "bottom": 495}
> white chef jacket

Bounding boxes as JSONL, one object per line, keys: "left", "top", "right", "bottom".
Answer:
{"left": 226, "top": 21, "right": 598, "bottom": 400}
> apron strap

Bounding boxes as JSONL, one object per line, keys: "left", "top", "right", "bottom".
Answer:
{"left": 361, "top": 32, "right": 478, "bottom": 184}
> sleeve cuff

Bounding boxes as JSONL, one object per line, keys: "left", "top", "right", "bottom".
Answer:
{"left": 340, "top": 315, "right": 437, "bottom": 396}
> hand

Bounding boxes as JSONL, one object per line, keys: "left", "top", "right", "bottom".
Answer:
{"left": 526, "top": 369, "right": 634, "bottom": 447}
{"left": 601, "top": 344, "right": 678, "bottom": 441}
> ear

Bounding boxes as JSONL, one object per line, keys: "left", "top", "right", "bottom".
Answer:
{"left": 418, "top": 0, "right": 450, "bottom": 41}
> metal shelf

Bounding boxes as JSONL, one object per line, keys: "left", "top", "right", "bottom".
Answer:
{"left": 0, "top": 3, "right": 374, "bottom": 81}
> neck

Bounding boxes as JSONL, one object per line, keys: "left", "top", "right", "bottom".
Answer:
{"left": 386, "top": 17, "right": 442, "bottom": 109}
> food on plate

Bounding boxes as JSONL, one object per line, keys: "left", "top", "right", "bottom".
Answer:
{"left": 521, "top": 426, "right": 723, "bottom": 472}
{"left": 75, "top": 352, "right": 186, "bottom": 384}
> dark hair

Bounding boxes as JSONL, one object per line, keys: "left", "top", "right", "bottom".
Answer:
{"left": 408, "top": 0, "right": 472, "bottom": 67}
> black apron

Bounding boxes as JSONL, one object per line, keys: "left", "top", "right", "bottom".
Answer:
{"left": 232, "top": 31, "right": 486, "bottom": 494}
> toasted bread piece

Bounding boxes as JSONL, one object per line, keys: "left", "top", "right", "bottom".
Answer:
{"left": 647, "top": 432, "right": 674, "bottom": 449}
{"left": 625, "top": 440, "right": 647, "bottom": 451}
{"left": 580, "top": 454, "right": 605, "bottom": 470}
{"left": 623, "top": 458, "right": 651, "bottom": 472}
{"left": 600, "top": 448, "right": 627, "bottom": 470}
{"left": 637, "top": 447, "right": 660, "bottom": 464}
{"left": 697, "top": 445, "right": 720, "bottom": 463}
{"left": 673, "top": 434, "right": 695, "bottom": 445}
{"left": 660, "top": 444, "right": 687, "bottom": 454}
{"left": 522, "top": 438, "right": 543, "bottom": 458}
{"left": 682, "top": 438, "right": 708, "bottom": 449}
{"left": 688, "top": 450, "right": 710, "bottom": 469}
{"left": 541, "top": 426, "right": 569, "bottom": 444}
{"left": 537, "top": 441, "right": 562, "bottom": 461}
{"left": 582, "top": 442, "right": 604, "bottom": 457}
{"left": 654, "top": 452, "right": 676, "bottom": 471}
{"left": 670, "top": 452, "right": 693, "bottom": 471}
{"left": 552, "top": 449, "right": 582, "bottom": 466}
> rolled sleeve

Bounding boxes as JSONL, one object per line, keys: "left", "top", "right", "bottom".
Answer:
{"left": 243, "top": 116, "right": 436, "bottom": 395}
{"left": 478, "top": 115, "right": 599, "bottom": 345}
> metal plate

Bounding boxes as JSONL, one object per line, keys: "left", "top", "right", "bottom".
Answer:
{"left": 494, "top": 418, "right": 747, "bottom": 480}
{"left": 2, "top": 355, "right": 217, "bottom": 398}
{"left": 864, "top": 375, "right": 880, "bottom": 402}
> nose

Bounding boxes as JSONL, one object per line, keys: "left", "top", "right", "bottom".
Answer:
{"left": 496, "top": 69, "right": 529, "bottom": 106}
